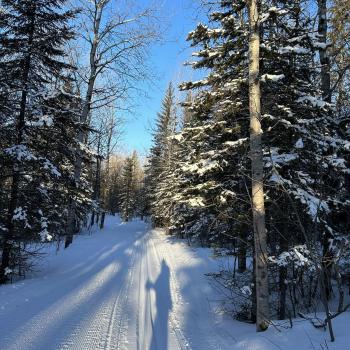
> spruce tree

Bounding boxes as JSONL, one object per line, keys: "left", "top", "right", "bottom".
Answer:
{"left": 162, "top": 0, "right": 350, "bottom": 324}
{"left": 0, "top": 0, "right": 77, "bottom": 283}
{"left": 120, "top": 151, "right": 141, "bottom": 222}
{"left": 146, "top": 83, "right": 177, "bottom": 228}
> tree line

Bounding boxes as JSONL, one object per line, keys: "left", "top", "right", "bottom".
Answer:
{"left": 0, "top": 0, "right": 349, "bottom": 338}
{"left": 0, "top": 0, "right": 156, "bottom": 283}
{"left": 145, "top": 0, "right": 350, "bottom": 337}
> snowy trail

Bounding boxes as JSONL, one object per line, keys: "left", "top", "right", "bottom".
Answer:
{"left": 1, "top": 216, "right": 348, "bottom": 350}
{"left": 0, "top": 217, "right": 236, "bottom": 350}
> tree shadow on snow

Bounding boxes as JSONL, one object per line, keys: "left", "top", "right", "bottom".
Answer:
{"left": 146, "top": 259, "right": 172, "bottom": 350}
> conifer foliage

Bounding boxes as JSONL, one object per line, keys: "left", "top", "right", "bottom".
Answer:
{"left": 0, "top": 0, "right": 349, "bottom": 338}
{"left": 120, "top": 151, "right": 143, "bottom": 222}
{"left": 0, "top": 0, "right": 87, "bottom": 283}
{"left": 146, "top": 83, "right": 177, "bottom": 229}
{"left": 146, "top": 0, "right": 350, "bottom": 330}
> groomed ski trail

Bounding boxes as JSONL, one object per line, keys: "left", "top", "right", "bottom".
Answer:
{"left": 0, "top": 216, "right": 240, "bottom": 350}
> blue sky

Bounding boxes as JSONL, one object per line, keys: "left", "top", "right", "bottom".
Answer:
{"left": 121, "top": 0, "right": 201, "bottom": 156}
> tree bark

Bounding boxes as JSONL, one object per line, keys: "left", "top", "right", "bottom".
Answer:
{"left": 237, "top": 231, "right": 247, "bottom": 273}
{"left": 317, "top": 0, "right": 331, "bottom": 102}
{"left": 100, "top": 211, "right": 106, "bottom": 229}
{"left": 248, "top": 0, "right": 269, "bottom": 331}
{"left": 65, "top": 2, "right": 103, "bottom": 246}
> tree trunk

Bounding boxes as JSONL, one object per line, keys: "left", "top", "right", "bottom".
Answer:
{"left": 66, "top": 4, "right": 102, "bottom": 235}
{"left": 90, "top": 211, "right": 95, "bottom": 227}
{"left": 248, "top": 0, "right": 269, "bottom": 331}
{"left": 318, "top": 0, "right": 331, "bottom": 102}
{"left": 100, "top": 211, "right": 106, "bottom": 229}
{"left": 237, "top": 231, "right": 247, "bottom": 273}
{"left": 278, "top": 266, "right": 287, "bottom": 319}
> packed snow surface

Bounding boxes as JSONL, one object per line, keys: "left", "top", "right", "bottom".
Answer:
{"left": 0, "top": 216, "right": 349, "bottom": 349}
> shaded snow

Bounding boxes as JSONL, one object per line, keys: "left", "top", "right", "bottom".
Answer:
{"left": 261, "top": 74, "right": 285, "bottom": 82}
{"left": 0, "top": 216, "right": 349, "bottom": 349}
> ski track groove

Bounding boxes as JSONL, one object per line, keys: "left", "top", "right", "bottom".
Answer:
{"left": 104, "top": 238, "right": 138, "bottom": 350}
{"left": 0, "top": 221, "right": 238, "bottom": 350}
{"left": 136, "top": 236, "right": 142, "bottom": 350}
{"left": 137, "top": 231, "right": 153, "bottom": 350}
{"left": 58, "top": 233, "right": 143, "bottom": 350}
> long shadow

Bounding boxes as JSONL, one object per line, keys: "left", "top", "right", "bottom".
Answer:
{"left": 0, "top": 225, "right": 149, "bottom": 349}
{"left": 146, "top": 260, "right": 172, "bottom": 350}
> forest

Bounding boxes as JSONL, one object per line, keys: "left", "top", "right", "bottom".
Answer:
{"left": 0, "top": 0, "right": 349, "bottom": 349}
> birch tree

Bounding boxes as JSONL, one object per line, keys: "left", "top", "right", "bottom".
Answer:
{"left": 248, "top": 0, "right": 269, "bottom": 332}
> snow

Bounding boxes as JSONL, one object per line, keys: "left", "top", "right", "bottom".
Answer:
{"left": 12, "top": 207, "right": 27, "bottom": 221}
{"left": 240, "top": 286, "right": 252, "bottom": 296}
{"left": 269, "top": 245, "right": 313, "bottom": 268}
{"left": 4, "top": 267, "right": 12, "bottom": 276}
{"left": 4, "top": 145, "right": 37, "bottom": 161}
{"left": 297, "top": 95, "right": 328, "bottom": 108}
{"left": 260, "top": 74, "right": 285, "bottom": 82}
{"left": 295, "top": 138, "right": 304, "bottom": 149}
{"left": 278, "top": 45, "right": 309, "bottom": 54}
{"left": 224, "top": 138, "right": 248, "bottom": 147}
{"left": 269, "top": 170, "right": 284, "bottom": 184}
{"left": 265, "top": 148, "right": 298, "bottom": 168}
{"left": 181, "top": 159, "right": 221, "bottom": 176}
{"left": 39, "top": 217, "right": 53, "bottom": 242}
{"left": 0, "top": 216, "right": 349, "bottom": 349}
{"left": 260, "top": 7, "right": 289, "bottom": 23}
{"left": 313, "top": 41, "right": 330, "bottom": 49}
{"left": 187, "top": 197, "right": 206, "bottom": 207}
{"left": 28, "top": 115, "right": 53, "bottom": 127}
{"left": 292, "top": 187, "right": 330, "bottom": 219}
{"left": 42, "top": 159, "right": 61, "bottom": 177}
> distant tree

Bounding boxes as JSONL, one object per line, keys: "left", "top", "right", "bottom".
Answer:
{"left": 120, "top": 151, "right": 142, "bottom": 222}
{"left": 146, "top": 83, "right": 177, "bottom": 228}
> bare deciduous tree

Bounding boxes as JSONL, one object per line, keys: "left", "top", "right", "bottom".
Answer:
{"left": 65, "top": 0, "right": 160, "bottom": 247}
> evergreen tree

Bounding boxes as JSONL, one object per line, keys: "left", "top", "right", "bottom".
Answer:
{"left": 152, "top": 0, "right": 350, "bottom": 324}
{"left": 0, "top": 0, "right": 77, "bottom": 283}
{"left": 146, "top": 83, "right": 177, "bottom": 228}
{"left": 120, "top": 151, "right": 142, "bottom": 222}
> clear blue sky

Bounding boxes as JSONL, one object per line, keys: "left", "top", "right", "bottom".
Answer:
{"left": 121, "top": 0, "right": 202, "bottom": 156}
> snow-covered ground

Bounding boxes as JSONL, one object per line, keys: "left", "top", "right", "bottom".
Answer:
{"left": 0, "top": 216, "right": 349, "bottom": 350}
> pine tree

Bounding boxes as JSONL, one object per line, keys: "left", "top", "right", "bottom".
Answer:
{"left": 146, "top": 83, "right": 177, "bottom": 228}
{"left": 120, "top": 151, "right": 142, "bottom": 222}
{"left": 174, "top": 1, "right": 252, "bottom": 252}
{"left": 158, "top": 0, "right": 350, "bottom": 326}
{"left": 258, "top": 0, "right": 350, "bottom": 322}
{"left": 0, "top": 0, "right": 77, "bottom": 283}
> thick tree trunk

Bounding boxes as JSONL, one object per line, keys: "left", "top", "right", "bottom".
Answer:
{"left": 248, "top": 0, "right": 269, "bottom": 331}
{"left": 278, "top": 266, "right": 287, "bottom": 320}
{"left": 90, "top": 211, "right": 96, "bottom": 227}
{"left": 318, "top": 0, "right": 331, "bottom": 102}
{"left": 66, "top": 4, "right": 103, "bottom": 238}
